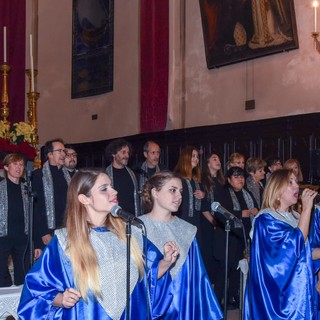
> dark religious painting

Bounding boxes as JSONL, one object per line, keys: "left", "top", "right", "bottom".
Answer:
{"left": 72, "top": 0, "right": 114, "bottom": 98}
{"left": 199, "top": 0, "right": 299, "bottom": 68}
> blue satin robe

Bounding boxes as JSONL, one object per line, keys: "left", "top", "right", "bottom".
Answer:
{"left": 18, "top": 230, "right": 172, "bottom": 319}
{"left": 160, "top": 239, "right": 223, "bottom": 320}
{"left": 244, "top": 212, "right": 315, "bottom": 319}
{"left": 310, "top": 205, "right": 320, "bottom": 319}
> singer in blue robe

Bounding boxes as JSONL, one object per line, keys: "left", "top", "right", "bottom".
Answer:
{"left": 244, "top": 169, "right": 317, "bottom": 320}
{"left": 18, "top": 228, "right": 173, "bottom": 320}
{"left": 141, "top": 215, "right": 223, "bottom": 319}
{"left": 18, "top": 169, "right": 179, "bottom": 320}
{"left": 140, "top": 171, "right": 223, "bottom": 319}
{"left": 244, "top": 211, "right": 315, "bottom": 319}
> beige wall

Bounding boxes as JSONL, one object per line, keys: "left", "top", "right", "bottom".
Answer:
{"left": 178, "top": 0, "right": 320, "bottom": 129}
{"left": 29, "top": 0, "right": 319, "bottom": 145}
{"left": 32, "top": 0, "right": 140, "bottom": 144}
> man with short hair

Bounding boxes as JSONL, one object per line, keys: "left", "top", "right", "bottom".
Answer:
{"left": 64, "top": 144, "right": 78, "bottom": 178}
{"left": 138, "top": 141, "right": 163, "bottom": 190}
{"left": 32, "top": 139, "right": 70, "bottom": 247}
{"left": 0, "top": 153, "right": 41, "bottom": 286}
{"left": 105, "top": 138, "right": 140, "bottom": 216}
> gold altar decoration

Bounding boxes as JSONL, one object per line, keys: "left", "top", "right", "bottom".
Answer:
{"left": 312, "top": 32, "right": 320, "bottom": 53}
{"left": 0, "top": 62, "right": 40, "bottom": 168}
{"left": 26, "top": 69, "right": 39, "bottom": 145}
{"left": 26, "top": 68, "right": 41, "bottom": 167}
{"left": 0, "top": 64, "right": 11, "bottom": 127}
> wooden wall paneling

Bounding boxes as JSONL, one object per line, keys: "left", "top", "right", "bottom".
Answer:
{"left": 71, "top": 113, "right": 320, "bottom": 184}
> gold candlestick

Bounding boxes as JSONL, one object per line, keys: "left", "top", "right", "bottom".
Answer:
{"left": 27, "top": 91, "right": 40, "bottom": 144}
{"left": 1, "top": 63, "right": 11, "bottom": 126}
{"left": 27, "top": 91, "right": 41, "bottom": 168}
{"left": 26, "top": 69, "right": 38, "bottom": 94}
{"left": 26, "top": 69, "right": 41, "bottom": 168}
{"left": 312, "top": 32, "right": 320, "bottom": 53}
{"left": 26, "top": 68, "right": 40, "bottom": 145}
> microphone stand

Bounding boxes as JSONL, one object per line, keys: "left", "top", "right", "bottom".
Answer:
{"left": 223, "top": 219, "right": 231, "bottom": 320}
{"left": 126, "top": 220, "right": 132, "bottom": 320}
{"left": 141, "top": 225, "right": 150, "bottom": 320}
{"left": 223, "top": 218, "right": 245, "bottom": 320}
{"left": 26, "top": 173, "right": 35, "bottom": 268}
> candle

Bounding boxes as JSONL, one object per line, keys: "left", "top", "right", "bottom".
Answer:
{"left": 30, "top": 34, "right": 35, "bottom": 92}
{"left": 313, "top": 1, "right": 319, "bottom": 32}
{"left": 3, "top": 26, "right": 6, "bottom": 63}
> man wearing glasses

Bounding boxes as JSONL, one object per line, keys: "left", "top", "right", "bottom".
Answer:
{"left": 32, "top": 139, "right": 70, "bottom": 247}
{"left": 64, "top": 144, "right": 78, "bottom": 178}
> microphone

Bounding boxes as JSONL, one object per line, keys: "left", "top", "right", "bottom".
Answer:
{"left": 24, "top": 161, "right": 37, "bottom": 198}
{"left": 211, "top": 202, "right": 243, "bottom": 227}
{"left": 298, "top": 188, "right": 320, "bottom": 203}
{"left": 110, "top": 205, "right": 144, "bottom": 229}
{"left": 26, "top": 161, "right": 34, "bottom": 180}
{"left": 249, "top": 213, "right": 255, "bottom": 225}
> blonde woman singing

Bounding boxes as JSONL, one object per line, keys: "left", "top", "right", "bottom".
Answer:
{"left": 18, "top": 168, "right": 179, "bottom": 319}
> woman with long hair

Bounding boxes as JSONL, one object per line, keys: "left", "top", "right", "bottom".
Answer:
{"left": 284, "top": 158, "right": 303, "bottom": 183}
{"left": 244, "top": 169, "right": 317, "bottom": 319}
{"left": 174, "top": 146, "right": 205, "bottom": 225}
{"left": 201, "top": 153, "right": 226, "bottom": 203}
{"left": 18, "top": 168, "right": 179, "bottom": 319}
{"left": 200, "top": 153, "right": 226, "bottom": 284}
{"left": 140, "top": 171, "right": 223, "bottom": 319}
{"left": 174, "top": 146, "right": 214, "bottom": 280}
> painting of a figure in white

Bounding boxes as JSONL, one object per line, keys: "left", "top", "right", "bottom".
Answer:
{"left": 199, "top": 0, "right": 298, "bottom": 68}
{"left": 249, "top": 0, "right": 291, "bottom": 49}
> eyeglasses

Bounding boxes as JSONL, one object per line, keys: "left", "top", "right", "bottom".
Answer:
{"left": 65, "top": 153, "right": 77, "bottom": 158}
{"left": 51, "top": 149, "right": 65, "bottom": 153}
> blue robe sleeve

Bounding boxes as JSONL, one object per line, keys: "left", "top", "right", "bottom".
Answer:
{"left": 310, "top": 205, "right": 320, "bottom": 273}
{"left": 309, "top": 205, "right": 320, "bottom": 319}
{"left": 144, "top": 238, "right": 173, "bottom": 319}
{"left": 18, "top": 236, "right": 111, "bottom": 320}
{"left": 18, "top": 236, "right": 72, "bottom": 319}
{"left": 165, "top": 239, "right": 223, "bottom": 320}
{"left": 244, "top": 213, "right": 314, "bottom": 320}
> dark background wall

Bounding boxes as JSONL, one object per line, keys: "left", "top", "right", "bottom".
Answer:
{"left": 71, "top": 113, "right": 320, "bottom": 184}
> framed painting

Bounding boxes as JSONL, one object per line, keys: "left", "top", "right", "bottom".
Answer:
{"left": 72, "top": 0, "right": 114, "bottom": 98}
{"left": 199, "top": 0, "right": 299, "bottom": 68}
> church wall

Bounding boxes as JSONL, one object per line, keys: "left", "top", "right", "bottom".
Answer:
{"left": 178, "top": 0, "right": 320, "bottom": 129}
{"left": 34, "top": 0, "right": 140, "bottom": 144}
{"left": 31, "top": 1, "right": 319, "bottom": 145}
